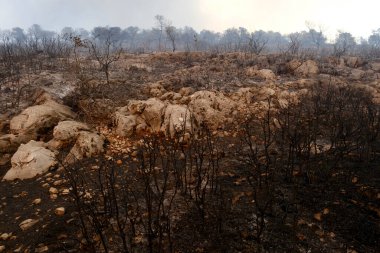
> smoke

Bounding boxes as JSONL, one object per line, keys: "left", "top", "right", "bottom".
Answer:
{"left": 0, "top": 0, "right": 205, "bottom": 32}
{"left": 0, "top": 0, "right": 378, "bottom": 38}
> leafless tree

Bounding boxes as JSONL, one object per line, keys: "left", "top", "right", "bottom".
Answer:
{"left": 333, "top": 31, "right": 356, "bottom": 57}
{"left": 165, "top": 25, "right": 177, "bottom": 52}
{"left": 305, "top": 22, "right": 326, "bottom": 51}
{"left": 287, "top": 33, "right": 301, "bottom": 55}
{"left": 86, "top": 30, "right": 122, "bottom": 86}
{"left": 155, "top": 15, "right": 166, "bottom": 51}
{"left": 248, "top": 31, "right": 268, "bottom": 55}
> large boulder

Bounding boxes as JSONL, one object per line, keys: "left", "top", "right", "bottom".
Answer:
{"left": 345, "top": 57, "right": 361, "bottom": 68}
{"left": 287, "top": 59, "right": 303, "bottom": 72}
{"left": 161, "top": 105, "right": 193, "bottom": 137}
{"left": 257, "top": 69, "right": 276, "bottom": 81}
{"left": 51, "top": 121, "right": 91, "bottom": 148}
{"left": 114, "top": 98, "right": 166, "bottom": 137}
{"left": 141, "top": 98, "right": 167, "bottom": 131}
{"left": 65, "top": 132, "right": 105, "bottom": 163}
{"left": 9, "top": 99, "right": 75, "bottom": 142}
{"left": 3, "top": 141, "right": 57, "bottom": 181}
{"left": 294, "top": 60, "right": 319, "bottom": 77}
{"left": 246, "top": 67, "right": 276, "bottom": 81}
{"left": 114, "top": 113, "right": 138, "bottom": 137}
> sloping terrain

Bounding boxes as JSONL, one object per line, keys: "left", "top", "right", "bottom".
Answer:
{"left": 0, "top": 52, "right": 379, "bottom": 252}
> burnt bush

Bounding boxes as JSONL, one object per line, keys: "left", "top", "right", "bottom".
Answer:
{"left": 65, "top": 83, "right": 380, "bottom": 252}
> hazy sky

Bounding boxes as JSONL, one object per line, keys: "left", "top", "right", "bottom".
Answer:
{"left": 0, "top": 0, "right": 379, "bottom": 39}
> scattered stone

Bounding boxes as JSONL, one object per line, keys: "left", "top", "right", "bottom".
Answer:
{"left": 13, "top": 245, "right": 23, "bottom": 252}
{"left": 19, "top": 219, "right": 39, "bottom": 231}
{"left": 55, "top": 207, "right": 65, "bottom": 216}
{"left": 32, "top": 198, "right": 42, "bottom": 205}
{"left": 49, "top": 187, "right": 58, "bottom": 194}
{"left": 0, "top": 233, "right": 10, "bottom": 240}
{"left": 35, "top": 245, "right": 49, "bottom": 253}
{"left": 61, "top": 189, "right": 70, "bottom": 195}
{"left": 57, "top": 234, "right": 68, "bottom": 240}
{"left": 53, "top": 180, "right": 64, "bottom": 186}
{"left": 50, "top": 194, "right": 58, "bottom": 200}
{"left": 314, "top": 212, "right": 322, "bottom": 221}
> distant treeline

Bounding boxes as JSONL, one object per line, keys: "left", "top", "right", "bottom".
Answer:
{"left": 1, "top": 18, "right": 380, "bottom": 57}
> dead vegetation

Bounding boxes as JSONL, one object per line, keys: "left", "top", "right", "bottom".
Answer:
{"left": 0, "top": 43, "right": 380, "bottom": 252}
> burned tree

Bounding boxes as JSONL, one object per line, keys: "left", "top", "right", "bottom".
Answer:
{"left": 86, "top": 29, "right": 122, "bottom": 86}
{"left": 165, "top": 25, "right": 177, "bottom": 52}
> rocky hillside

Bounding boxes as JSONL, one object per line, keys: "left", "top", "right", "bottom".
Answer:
{"left": 0, "top": 52, "right": 379, "bottom": 252}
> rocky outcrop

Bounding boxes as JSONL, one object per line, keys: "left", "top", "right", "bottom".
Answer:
{"left": 9, "top": 94, "right": 76, "bottom": 143}
{"left": 189, "top": 91, "right": 237, "bottom": 129}
{"left": 115, "top": 90, "right": 238, "bottom": 137}
{"left": 3, "top": 141, "right": 57, "bottom": 181}
{"left": 2, "top": 117, "right": 105, "bottom": 179}
{"left": 113, "top": 85, "right": 315, "bottom": 137}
